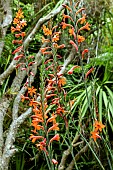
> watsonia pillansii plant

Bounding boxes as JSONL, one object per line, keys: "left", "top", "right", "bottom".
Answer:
{"left": 19, "top": 1, "right": 106, "bottom": 169}
{"left": 20, "top": 15, "right": 67, "bottom": 168}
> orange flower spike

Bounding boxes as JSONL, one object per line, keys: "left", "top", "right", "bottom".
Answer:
{"left": 78, "top": 22, "right": 91, "bottom": 32}
{"left": 62, "top": 4, "right": 72, "bottom": 12}
{"left": 82, "top": 49, "right": 89, "bottom": 59}
{"left": 76, "top": 8, "right": 85, "bottom": 15}
{"left": 47, "top": 123, "right": 59, "bottom": 133}
{"left": 93, "top": 120, "right": 105, "bottom": 132}
{"left": 90, "top": 131, "right": 101, "bottom": 141}
{"left": 49, "top": 134, "right": 60, "bottom": 145}
{"left": 28, "top": 86, "right": 37, "bottom": 96}
{"left": 51, "top": 98, "right": 60, "bottom": 105}
{"left": 77, "top": 35, "right": 85, "bottom": 43}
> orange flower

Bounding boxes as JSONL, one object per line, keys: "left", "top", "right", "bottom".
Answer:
{"left": 29, "top": 99, "right": 38, "bottom": 107}
{"left": 78, "top": 22, "right": 91, "bottom": 32}
{"left": 58, "top": 77, "right": 66, "bottom": 87}
{"left": 21, "top": 94, "right": 29, "bottom": 102}
{"left": 69, "top": 99, "right": 76, "bottom": 108}
{"left": 15, "top": 25, "right": 21, "bottom": 32}
{"left": 11, "top": 26, "right": 16, "bottom": 33}
{"left": 46, "top": 113, "right": 57, "bottom": 125}
{"left": 32, "top": 107, "right": 40, "bottom": 114}
{"left": 93, "top": 120, "right": 105, "bottom": 132}
{"left": 61, "top": 22, "right": 72, "bottom": 29}
{"left": 82, "top": 49, "right": 89, "bottom": 59}
{"left": 85, "top": 67, "right": 94, "bottom": 79}
{"left": 12, "top": 44, "right": 23, "bottom": 53}
{"left": 42, "top": 25, "right": 52, "bottom": 36}
{"left": 69, "top": 40, "right": 78, "bottom": 52}
{"left": 63, "top": 13, "right": 73, "bottom": 22}
{"left": 31, "top": 114, "right": 43, "bottom": 121}
{"left": 47, "top": 123, "right": 59, "bottom": 133}
{"left": 29, "top": 135, "right": 44, "bottom": 143}
{"left": 15, "top": 32, "right": 26, "bottom": 38}
{"left": 67, "top": 65, "right": 80, "bottom": 75}
{"left": 76, "top": 8, "right": 85, "bottom": 15}
{"left": 68, "top": 27, "right": 76, "bottom": 39}
{"left": 36, "top": 138, "right": 47, "bottom": 154}
{"left": 40, "top": 47, "right": 51, "bottom": 54}
{"left": 28, "top": 86, "right": 37, "bottom": 96}
{"left": 76, "top": 14, "right": 86, "bottom": 25}
{"left": 21, "top": 32, "right": 26, "bottom": 37}
{"left": 56, "top": 106, "right": 65, "bottom": 115}
{"left": 62, "top": 4, "right": 72, "bottom": 12}
{"left": 49, "top": 134, "right": 60, "bottom": 145}
{"left": 52, "top": 159, "right": 58, "bottom": 165}
{"left": 20, "top": 20, "right": 27, "bottom": 27}
{"left": 12, "top": 40, "right": 23, "bottom": 44}
{"left": 42, "top": 36, "right": 50, "bottom": 43}
{"left": 31, "top": 119, "right": 44, "bottom": 131}
{"left": 16, "top": 8, "right": 24, "bottom": 19}
{"left": 52, "top": 33, "right": 60, "bottom": 42}
{"left": 90, "top": 131, "right": 101, "bottom": 141}
{"left": 13, "top": 18, "right": 19, "bottom": 25}
{"left": 77, "top": 35, "right": 85, "bottom": 43}
{"left": 69, "top": 27, "right": 74, "bottom": 36}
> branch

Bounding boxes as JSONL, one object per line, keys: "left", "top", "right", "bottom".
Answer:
{"left": 0, "top": 0, "right": 12, "bottom": 57}
{"left": 1, "top": 107, "right": 32, "bottom": 170}
{"left": 58, "top": 47, "right": 76, "bottom": 75}
{"left": 66, "top": 141, "right": 92, "bottom": 170}
{"left": 58, "top": 135, "right": 80, "bottom": 170}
